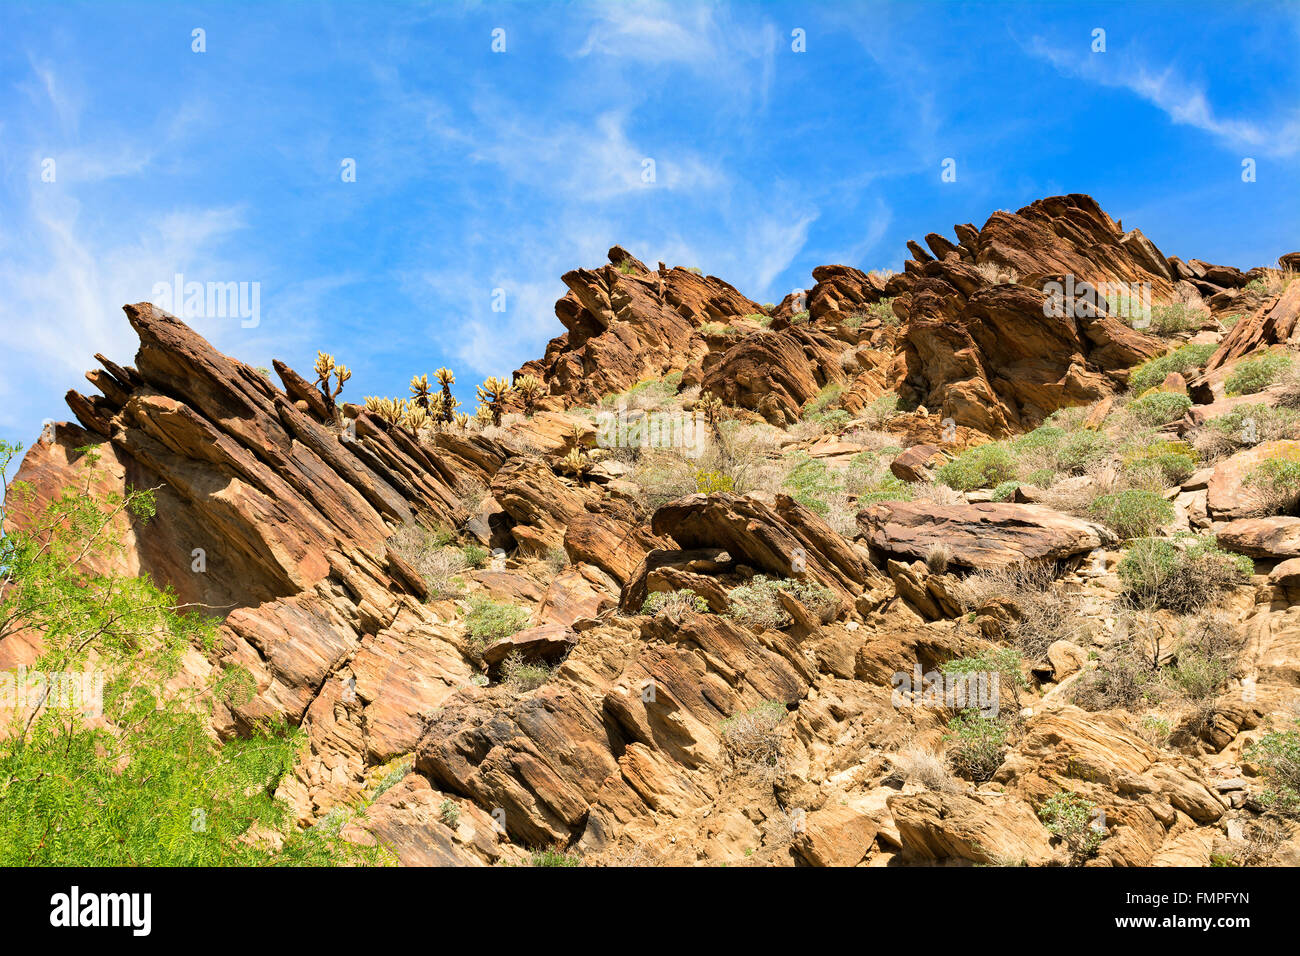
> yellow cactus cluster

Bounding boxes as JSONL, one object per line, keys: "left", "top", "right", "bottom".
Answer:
{"left": 476, "top": 376, "right": 514, "bottom": 426}
{"left": 313, "top": 351, "right": 352, "bottom": 423}
{"left": 515, "top": 373, "right": 545, "bottom": 416}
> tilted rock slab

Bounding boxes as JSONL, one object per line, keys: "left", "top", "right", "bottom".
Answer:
{"left": 858, "top": 500, "right": 1115, "bottom": 569}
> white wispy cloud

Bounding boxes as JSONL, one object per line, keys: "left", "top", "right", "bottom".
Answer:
{"left": 1027, "top": 37, "right": 1300, "bottom": 158}
{"left": 467, "top": 107, "right": 726, "bottom": 201}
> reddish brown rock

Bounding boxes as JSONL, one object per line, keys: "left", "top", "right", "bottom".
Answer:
{"left": 890, "top": 444, "right": 946, "bottom": 483}
{"left": 858, "top": 500, "right": 1114, "bottom": 569}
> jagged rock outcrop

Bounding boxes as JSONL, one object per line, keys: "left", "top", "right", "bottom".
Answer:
{"left": 7, "top": 194, "right": 1299, "bottom": 869}
{"left": 514, "top": 246, "right": 764, "bottom": 407}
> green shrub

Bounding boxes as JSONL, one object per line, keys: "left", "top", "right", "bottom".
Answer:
{"left": 1124, "top": 440, "right": 1197, "bottom": 486}
{"left": 500, "top": 651, "right": 552, "bottom": 693}
{"left": 465, "top": 598, "right": 530, "bottom": 649}
{"left": 856, "top": 475, "right": 915, "bottom": 506}
{"left": 1038, "top": 791, "right": 1104, "bottom": 863}
{"left": 642, "top": 589, "right": 709, "bottom": 616}
{"left": 1116, "top": 536, "right": 1252, "bottom": 612}
{"left": 1088, "top": 490, "right": 1175, "bottom": 538}
{"left": 1145, "top": 303, "right": 1204, "bottom": 336}
{"left": 694, "top": 469, "right": 735, "bottom": 493}
{"left": 936, "top": 443, "right": 1017, "bottom": 491}
{"left": 1128, "top": 344, "right": 1217, "bottom": 395}
{"left": 1245, "top": 723, "right": 1300, "bottom": 817}
{"left": 1128, "top": 391, "right": 1192, "bottom": 426}
{"left": 1243, "top": 449, "right": 1300, "bottom": 513}
{"left": 461, "top": 542, "right": 489, "bottom": 568}
{"left": 1056, "top": 429, "right": 1113, "bottom": 474}
{"left": 991, "top": 481, "right": 1020, "bottom": 502}
{"left": 439, "top": 799, "right": 461, "bottom": 828}
{"left": 782, "top": 455, "right": 841, "bottom": 514}
{"left": 944, "top": 710, "right": 1009, "bottom": 782}
{"left": 727, "top": 575, "right": 837, "bottom": 630}
{"left": 1226, "top": 352, "right": 1293, "bottom": 396}
{"left": 941, "top": 647, "right": 1027, "bottom": 713}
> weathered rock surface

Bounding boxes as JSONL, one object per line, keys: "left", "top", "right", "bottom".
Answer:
{"left": 858, "top": 501, "right": 1114, "bottom": 569}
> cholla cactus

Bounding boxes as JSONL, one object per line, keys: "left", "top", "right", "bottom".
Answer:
{"left": 475, "top": 376, "right": 514, "bottom": 426}
{"left": 453, "top": 412, "right": 469, "bottom": 430}
{"left": 473, "top": 404, "right": 495, "bottom": 426}
{"left": 364, "top": 396, "right": 407, "bottom": 426}
{"left": 314, "top": 351, "right": 352, "bottom": 424}
{"left": 558, "top": 446, "right": 589, "bottom": 476}
{"left": 698, "top": 393, "right": 725, "bottom": 443}
{"left": 515, "top": 374, "right": 545, "bottom": 416}
{"left": 435, "top": 368, "right": 456, "bottom": 424}
{"left": 409, "top": 374, "right": 432, "bottom": 410}
{"left": 403, "top": 404, "right": 430, "bottom": 431}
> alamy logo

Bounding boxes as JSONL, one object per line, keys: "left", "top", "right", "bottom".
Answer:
{"left": 1043, "top": 275, "right": 1151, "bottom": 328}
{"left": 49, "top": 886, "right": 152, "bottom": 936}
{"left": 151, "top": 273, "right": 261, "bottom": 328}
{"left": 595, "top": 403, "right": 705, "bottom": 456}
{"left": 891, "top": 664, "right": 1000, "bottom": 716}
{"left": 0, "top": 666, "right": 103, "bottom": 718}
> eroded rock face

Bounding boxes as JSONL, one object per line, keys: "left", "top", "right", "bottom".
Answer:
{"left": 514, "top": 246, "right": 764, "bottom": 407}
{"left": 650, "top": 492, "right": 889, "bottom": 603}
{"left": 858, "top": 500, "right": 1115, "bottom": 569}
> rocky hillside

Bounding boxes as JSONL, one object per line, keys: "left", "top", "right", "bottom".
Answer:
{"left": 6, "top": 193, "right": 1300, "bottom": 866}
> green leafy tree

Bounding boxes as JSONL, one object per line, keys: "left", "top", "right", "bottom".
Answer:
{"left": 0, "top": 440, "right": 383, "bottom": 865}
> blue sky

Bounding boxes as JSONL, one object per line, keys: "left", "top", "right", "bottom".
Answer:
{"left": 1, "top": 1, "right": 1298, "bottom": 449}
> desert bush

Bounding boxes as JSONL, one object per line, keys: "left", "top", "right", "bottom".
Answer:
{"left": 976, "top": 262, "right": 1018, "bottom": 285}
{"left": 500, "top": 651, "right": 553, "bottom": 693}
{"left": 1116, "top": 536, "right": 1251, "bottom": 612}
{"left": 860, "top": 392, "right": 900, "bottom": 428}
{"left": 1144, "top": 302, "right": 1206, "bottom": 336}
{"left": 694, "top": 469, "right": 735, "bottom": 494}
{"left": 961, "top": 563, "right": 1091, "bottom": 662}
{"left": 1038, "top": 791, "right": 1104, "bottom": 863}
{"left": 727, "top": 575, "right": 836, "bottom": 630}
{"left": 1088, "top": 489, "right": 1175, "bottom": 539}
{"left": 803, "top": 383, "right": 843, "bottom": 418}
{"left": 909, "top": 481, "right": 966, "bottom": 506}
{"left": 1192, "top": 403, "right": 1299, "bottom": 460}
{"left": 630, "top": 450, "right": 700, "bottom": 513}
{"left": 1226, "top": 352, "right": 1293, "bottom": 396}
{"left": 1139, "top": 715, "right": 1173, "bottom": 748}
{"left": 856, "top": 475, "right": 915, "bottom": 506}
{"left": 1246, "top": 723, "right": 1300, "bottom": 817}
{"left": 1128, "top": 392, "right": 1191, "bottom": 427}
{"left": 390, "top": 523, "right": 469, "bottom": 598}
{"left": 894, "top": 745, "right": 957, "bottom": 792}
{"left": 782, "top": 454, "right": 841, "bottom": 514}
{"left": 1128, "top": 343, "right": 1217, "bottom": 395}
{"left": 465, "top": 598, "right": 530, "bottom": 651}
{"left": 935, "top": 442, "right": 1017, "bottom": 491}
{"left": 1123, "top": 440, "right": 1197, "bottom": 486}
{"left": 944, "top": 710, "right": 1009, "bottom": 781}
{"left": 642, "top": 589, "right": 709, "bottom": 616}
{"left": 439, "top": 800, "right": 461, "bottom": 828}
{"left": 942, "top": 647, "right": 1027, "bottom": 714}
{"left": 1071, "top": 633, "right": 1163, "bottom": 711}
{"left": 925, "top": 542, "right": 952, "bottom": 574}
{"left": 720, "top": 700, "right": 787, "bottom": 779}
{"left": 991, "top": 480, "right": 1020, "bottom": 501}
{"left": 1243, "top": 448, "right": 1300, "bottom": 514}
